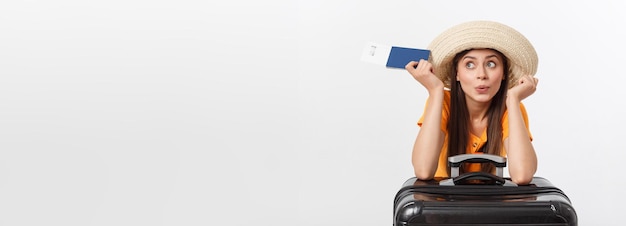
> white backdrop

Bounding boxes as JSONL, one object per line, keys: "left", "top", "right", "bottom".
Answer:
{"left": 0, "top": 0, "right": 623, "bottom": 225}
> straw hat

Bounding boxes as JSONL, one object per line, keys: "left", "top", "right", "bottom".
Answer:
{"left": 427, "top": 20, "right": 538, "bottom": 89}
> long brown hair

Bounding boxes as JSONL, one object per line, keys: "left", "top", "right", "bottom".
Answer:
{"left": 447, "top": 49, "right": 509, "bottom": 174}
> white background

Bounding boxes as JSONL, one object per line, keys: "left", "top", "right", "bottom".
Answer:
{"left": 0, "top": 0, "right": 623, "bottom": 225}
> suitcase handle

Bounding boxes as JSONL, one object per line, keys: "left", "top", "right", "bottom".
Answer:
{"left": 448, "top": 154, "right": 506, "bottom": 178}
{"left": 440, "top": 154, "right": 517, "bottom": 186}
{"left": 452, "top": 172, "right": 506, "bottom": 185}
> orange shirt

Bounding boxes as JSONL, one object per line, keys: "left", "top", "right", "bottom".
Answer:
{"left": 417, "top": 90, "right": 532, "bottom": 177}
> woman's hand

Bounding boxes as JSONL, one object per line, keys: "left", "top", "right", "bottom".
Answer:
{"left": 508, "top": 74, "right": 539, "bottom": 103}
{"left": 405, "top": 59, "right": 444, "bottom": 93}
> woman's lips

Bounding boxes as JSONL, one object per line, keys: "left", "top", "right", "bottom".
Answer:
{"left": 475, "top": 85, "right": 489, "bottom": 94}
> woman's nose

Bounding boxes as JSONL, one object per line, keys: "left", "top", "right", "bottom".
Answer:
{"left": 476, "top": 66, "right": 488, "bottom": 80}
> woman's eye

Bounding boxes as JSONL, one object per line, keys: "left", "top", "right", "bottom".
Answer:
{"left": 487, "top": 61, "right": 496, "bottom": 68}
{"left": 466, "top": 62, "right": 475, "bottom": 69}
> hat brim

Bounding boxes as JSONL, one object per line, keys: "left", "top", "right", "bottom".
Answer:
{"left": 428, "top": 21, "right": 538, "bottom": 89}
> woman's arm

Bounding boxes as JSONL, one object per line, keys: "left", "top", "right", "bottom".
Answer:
{"left": 504, "top": 102, "right": 537, "bottom": 185}
{"left": 504, "top": 74, "right": 539, "bottom": 185}
{"left": 411, "top": 91, "right": 445, "bottom": 180}
{"left": 405, "top": 60, "right": 446, "bottom": 180}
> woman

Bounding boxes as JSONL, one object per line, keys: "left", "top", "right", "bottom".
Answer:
{"left": 405, "top": 21, "right": 539, "bottom": 185}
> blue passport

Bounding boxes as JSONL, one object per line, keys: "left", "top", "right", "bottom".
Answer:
{"left": 385, "top": 46, "right": 431, "bottom": 69}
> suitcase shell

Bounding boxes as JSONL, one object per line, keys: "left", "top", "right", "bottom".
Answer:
{"left": 393, "top": 176, "right": 577, "bottom": 226}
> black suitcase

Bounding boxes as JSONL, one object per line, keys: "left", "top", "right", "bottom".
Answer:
{"left": 393, "top": 154, "right": 577, "bottom": 226}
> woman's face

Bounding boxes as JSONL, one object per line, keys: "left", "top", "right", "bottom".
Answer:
{"left": 456, "top": 49, "right": 505, "bottom": 104}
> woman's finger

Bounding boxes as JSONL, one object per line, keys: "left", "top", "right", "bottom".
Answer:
{"left": 405, "top": 61, "right": 418, "bottom": 70}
